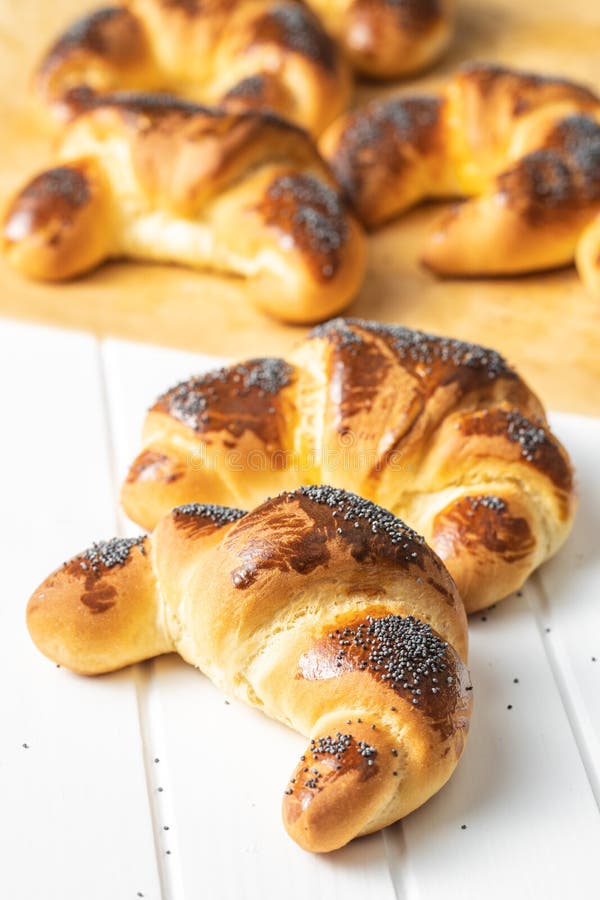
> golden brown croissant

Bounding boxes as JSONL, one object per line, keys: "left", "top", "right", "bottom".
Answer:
{"left": 122, "top": 317, "right": 576, "bottom": 613}
{"left": 575, "top": 209, "right": 600, "bottom": 296}
{"left": 35, "top": 0, "right": 351, "bottom": 135}
{"left": 27, "top": 486, "right": 472, "bottom": 852}
{"left": 2, "top": 95, "right": 366, "bottom": 323}
{"left": 321, "top": 62, "right": 600, "bottom": 283}
{"left": 307, "top": 0, "right": 456, "bottom": 78}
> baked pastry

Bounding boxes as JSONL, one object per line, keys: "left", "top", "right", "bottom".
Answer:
{"left": 121, "top": 317, "right": 576, "bottom": 613}
{"left": 2, "top": 96, "right": 366, "bottom": 323}
{"left": 307, "top": 0, "right": 456, "bottom": 78}
{"left": 35, "top": 0, "right": 351, "bottom": 135}
{"left": 575, "top": 210, "right": 600, "bottom": 296}
{"left": 26, "top": 486, "right": 472, "bottom": 852}
{"left": 321, "top": 62, "right": 600, "bottom": 281}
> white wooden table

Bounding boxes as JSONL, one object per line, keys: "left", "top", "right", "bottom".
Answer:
{"left": 1, "top": 319, "right": 599, "bottom": 900}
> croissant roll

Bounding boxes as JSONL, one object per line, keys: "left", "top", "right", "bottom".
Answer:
{"left": 35, "top": 0, "right": 351, "bottom": 135}
{"left": 576, "top": 211, "right": 600, "bottom": 295}
{"left": 308, "top": 0, "right": 456, "bottom": 79}
{"left": 422, "top": 114, "right": 600, "bottom": 276}
{"left": 2, "top": 96, "right": 366, "bottom": 323}
{"left": 321, "top": 62, "right": 600, "bottom": 283}
{"left": 2, "top": 161, "right": 112, "bottom": 281}
{"left": 27, "top": 487, "right": 472, "bottom": 852}
{"left": 121, "top": 318, "right": 576, "bottom": 613}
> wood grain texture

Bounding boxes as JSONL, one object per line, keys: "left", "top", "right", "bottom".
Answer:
{"left": 0, "top": 0, "right": 599, "bottom": 414}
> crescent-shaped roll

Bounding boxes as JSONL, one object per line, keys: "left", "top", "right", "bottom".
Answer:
{"left": 575, "top": 209, "right": 600, "bottom": 296}
{"left": 121, "top": 317, "right": 576, "bottom": 613}
{"left": 306, "top": 0, "right": 456, "bottom": 78}
{"left": 35, "top": 0, "right": 351, "bottom": 135}
{"left": 2, "top": 96, "right": 366, "bottom": 324}
{"left": 27, "top": 487, "right": 472, "bottom": 852}
{"left": 321, "top": 62, "right": 600, "bottom": 283}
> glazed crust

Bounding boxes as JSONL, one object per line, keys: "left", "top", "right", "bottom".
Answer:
{"left": 308, "top": 0, "right": 456, "bottom": 78}
{"left": 321, "top": 62, "right": 600, "bottom": 283}
{"left": 575, "top": 208, "right": 600, "bottom": 295}
{"left": 2, "top": 96, "right": 366, "bottom": 323}
{"left": 26, "top": 487, "right": 471, "bottom": 852}
{"left": 121, "top": 317, "right": 577, "bottom": 613}
{"left": 35, "top": 0, "right": 351, "bottom": 135}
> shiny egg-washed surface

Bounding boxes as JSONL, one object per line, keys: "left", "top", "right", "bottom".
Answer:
{"left": 35, "top": 0, "right": 350, "bottom": 135}
{"left": 122, "top": 317, "right": 576, "bottom": 613}
{"left": 320, "top": 62, "right": 600, "bottom": 287}
{"left": 27, "top": 486, "right": 471, "bottom": 852}
{"left": 2, "top": 99, "right": 367, "bottom": 323}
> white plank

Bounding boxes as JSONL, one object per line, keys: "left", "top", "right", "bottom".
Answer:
{"left": 0, "top": 321, "right": 161, "bottom": 900}
{"left": 395, "top": 586, "right": 600, "bottom": 900}
{"left": 534, "top": 412, "right": 600, "bottom": 799}
{"left": 391, "top": 412, "right": 600, "bottom": 899}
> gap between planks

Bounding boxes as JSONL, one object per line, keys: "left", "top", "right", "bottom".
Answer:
{"left": 528, "top": 572, "right": 600, "bottom": 811}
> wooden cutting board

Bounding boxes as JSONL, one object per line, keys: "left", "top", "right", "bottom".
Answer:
{"left": 1, "top": 0, "right": 599, "bottom": 414}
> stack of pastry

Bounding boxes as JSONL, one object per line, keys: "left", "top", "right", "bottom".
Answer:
{"left": 1, "top": 0, "right": 464, "bottom": 321}
{"left": 7, "top": 0, "right": 583, "bottom": 856}
{"left": 5, "top": 3, "right": 599, "bottom": 302}
{"left": 27, "top": 317, "right": 576, "bottom": 850}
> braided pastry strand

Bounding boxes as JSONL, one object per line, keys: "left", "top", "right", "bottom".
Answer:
{"left": 27, "top": 487, "right": 471, "bottom": 852}
{"left": 2, "top": 96, "right": 366, "bottom": 323}
{"left": 321, "top": 62, "right": 600, "bottom": 285}
{"left": 35, "top": 0, "right": 351, "bottom": 135}
{"left": 122, "top": 318, "right": 576, "bottom": 613}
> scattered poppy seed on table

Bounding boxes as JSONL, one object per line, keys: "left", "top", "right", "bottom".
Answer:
{"left": 545, "top": 628, "right": 551, "bottom": 633}
{"left": 163, "top": 826, "right": 170, "bottom": 831}
{"left": 157, "top": 787, "right": 163, "bottom": 792}
{"left": 592, "top": 657, "right": 597, "bottom": 663}
{"left": 507, "top": 705, "right": 513, "bottom": 710}
{"left": 480, "top": 616, "right": 487, "bottom": 622}
{"left": 154, "top": 758, "right": 160, "bottom": 763}
{"left": 22, "top": 743, "right": 29, "bottom": 749}
{"left": 514, "top": 678, "right": 519, "bottom": 683}
{"left": 461, "top": 825, "right": 467, "bottom": 830}
{"left": 166, "top": 851, "right": 171, "bottom": 855}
